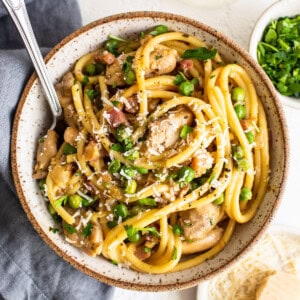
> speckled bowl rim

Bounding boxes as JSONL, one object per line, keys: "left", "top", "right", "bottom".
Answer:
{"left": 11, "top": 11, "right": 289, "bottom": 291}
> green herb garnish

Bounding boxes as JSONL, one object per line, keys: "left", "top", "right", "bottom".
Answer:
{"left": 257, "top": 15, "right": 300, "bottom": 97}
{"left": 63, "top": 222, "right": 77, "bottom": 234}
{"left": 82, "top": 223, "right": 93, "bottom": 238}
{"left": 182, "top": 47, "right": 217, "bottom": 60}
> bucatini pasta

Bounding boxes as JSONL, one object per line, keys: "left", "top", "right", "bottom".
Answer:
{"left": 33, "top": 25, "right": 269, "bottom": 273}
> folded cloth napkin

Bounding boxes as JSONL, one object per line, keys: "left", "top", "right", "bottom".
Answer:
{"left": 0, "top": 1, "right": 114, "bottom": 299}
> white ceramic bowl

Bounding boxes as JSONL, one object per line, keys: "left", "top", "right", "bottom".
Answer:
{"left": 249, "top": 0, "right": 300, "bottom": 109}
{"left": 11, "top": 12, "right": 289, "bottom": 291}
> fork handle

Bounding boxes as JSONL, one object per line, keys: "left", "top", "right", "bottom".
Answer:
{"left": 2, "top": 0, "right": 62, "bottom": 118}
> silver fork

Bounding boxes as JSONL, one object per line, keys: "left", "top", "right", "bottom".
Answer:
{"left": 2, "top": 0, "right": 62, "bottom": 130}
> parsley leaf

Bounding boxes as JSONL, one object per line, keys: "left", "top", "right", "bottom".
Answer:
{"left": 150, "top": 25, "right": 168, "bottom": 36}
{"left": 182, "top": 47, "right": 217, "bottom": 60}
{"left": 81, "top": 75, "right": 89, "bottom": 86}
{"left": 172, "top": 224, "right": 184, "bottom": 235}
{"left": 82, "top": 223, "right": 93, "bottom": 238}
{"left": 54, "top": 195, "right": 68, "bottom": 207}
{"left": 63, "top": 223, "right": 77, "bottom": 234}
{"left": 171, "top": 247, "right": 178, "bottom": 260}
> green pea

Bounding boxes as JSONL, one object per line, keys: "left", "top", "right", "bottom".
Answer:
{"left": 108, "top": 159, "right": 121, "bottom": 174}
{"left": 213, "top": 193, "right": 224, "bottom": 205}
{"left": 245, "top": 132, "right": 255, "bottom": 144}
{"left": 125, "top": 149, "right": 140, "bottom": 161}
{"left": 128, "top": 231, "right": 141, "bottom": 243}
{"left": 237, "top": 158, "right": 250, "bottom": 171}
{"left": 240, "top": 187, "right": 252, "bottom": 201}
{"left": 47, "top": 203, "right": 57, "bottom": 216}
{"left": 85, "top": 63, "right": 96, "bottom": 75}
{"left": 134, "top": 166, "right": 148, "bottom": 174}
{"left": 116, "top": 125, "right": 130, "bottom": 142}
{"left": 231, "top": 87, "right": 246, "bottom": 102}
{"left": 114, "top": 203, "right": 128, "bottom": 219}
{"left": 178, "top": 166, "right": 195, "bottom": 183}
{"left": 121, "top": 166, "right": 135, "bottom": 178}
{"left": 125, "top": 179, "right": 137, "bottom": 194}
{"left": 68, "top": 195, "right": 83, "bottom": 209}
{"left": 124, "top": 69, "right": 136, "bottom": 85}
{"left": 234, "top": 104, "right": 246, "bottom": 120}
{"left": 232, "top": 145, "right": 244, "bottom": 160}
{"left": 123, "top": 138, "right": 133, "bottom": 151}
{"left": 179, "top": 81, "right": 194, "bottom": 96}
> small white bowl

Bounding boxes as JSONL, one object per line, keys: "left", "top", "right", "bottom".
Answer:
{"left": 249, "top": 0, "right": 300, "bottom": 109}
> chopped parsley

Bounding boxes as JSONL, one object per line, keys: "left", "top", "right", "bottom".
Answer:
{"left": 182, "top": 47, "right": 217, "bottom": 60}
{"left": 63, "top": 223, "right": 77, "bottom": 234}
{"left": 82, "top": 223, "right": 93, "bottom": 238}
{"left": 54, "top": 195, "right": 68, "bottom": 207}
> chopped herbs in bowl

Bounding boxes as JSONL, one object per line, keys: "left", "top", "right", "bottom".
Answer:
{"left": 257, "top": 15, "right": 300, "bottom": 98}
{"left": 249, "top": 0, "right": 300, "bottom": 108}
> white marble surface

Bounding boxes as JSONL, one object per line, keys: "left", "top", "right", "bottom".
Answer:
{"left": 77, "top": 1, "right": 300, "bottom": 299}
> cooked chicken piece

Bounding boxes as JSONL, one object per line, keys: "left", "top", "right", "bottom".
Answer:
{"left": 179, "top": 203, "right": 221, "bottom": 240}
{"left": 106, "top": 52, "right": 133, "bottom": 86}
{"left": 64, "top": 127, "right": 79, "bottom": 146}
{"left": 55, "top": 83, "right": 72, "bottom": 107}
{"left": 105, "top": 107, "right": 129, "bottom": 128}
{"left": 49, "top": 163, "right": 73, "bottom": 189}
{"left": 55, "top": 72, "right": 74, "bottom": 106}
{"left": 55, "top": 72, "right": 78, "bottom": 127}
{"left": 123, "top": 94, "right": 139, "bottom": 114}
{"left": 83, "top": 141, "right": 100, "bottom": 162}
{"left": 191, "top": 148, "right": 214, "bottom": 177}
{"left": 33, "top": 130, "right": 58, "bottom": 179}
{"left": 182, "top": 227, "right": 223, "bottom": 254}
{"left": 146, "top": 107, "right": 193, "bottom": 155}
{"left": 63, "top": 209, "right": 103, "bottom": 257}
{"left": 146, "top": 45, "right": 178, "bottom": 76}
{"left": 63, "top": 104, "right": 77, "bottom": 128}
{"left": 61, "top": 72, "right": 74, "bottom": 97}
{"left": 95, "top": 50, "right": 116, "bottom": 65}
{"left": 148, "top": 98, "right": 160, "bottom": 113}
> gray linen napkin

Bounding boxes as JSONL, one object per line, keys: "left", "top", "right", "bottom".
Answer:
{"left": 0, "top": 1, "right": 114, "bottom": 299}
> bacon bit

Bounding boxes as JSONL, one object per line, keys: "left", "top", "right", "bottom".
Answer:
{"left": 240, "top": 119, "right": 252, "bottom": 131}
{"left": 134, "top": 245, "right": 151, "bottom": 261}
{"left": 180, "top": 59, "right": 193, "bottom": 72}
{"left": 85, "top": 180, "right": 99, "bottom": 195}
{"left": 95, "top": 50, "right": 116, "bottom": 65}
{"left": 124, "top": 95, "right": 139, "bottom": 114}
{"left": 106, "top": 107, "right": 129, "bottom": 128}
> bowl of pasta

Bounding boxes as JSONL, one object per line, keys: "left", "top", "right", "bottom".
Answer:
{"left": 11, "top": 12, "right": 288, "bottom": 291}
